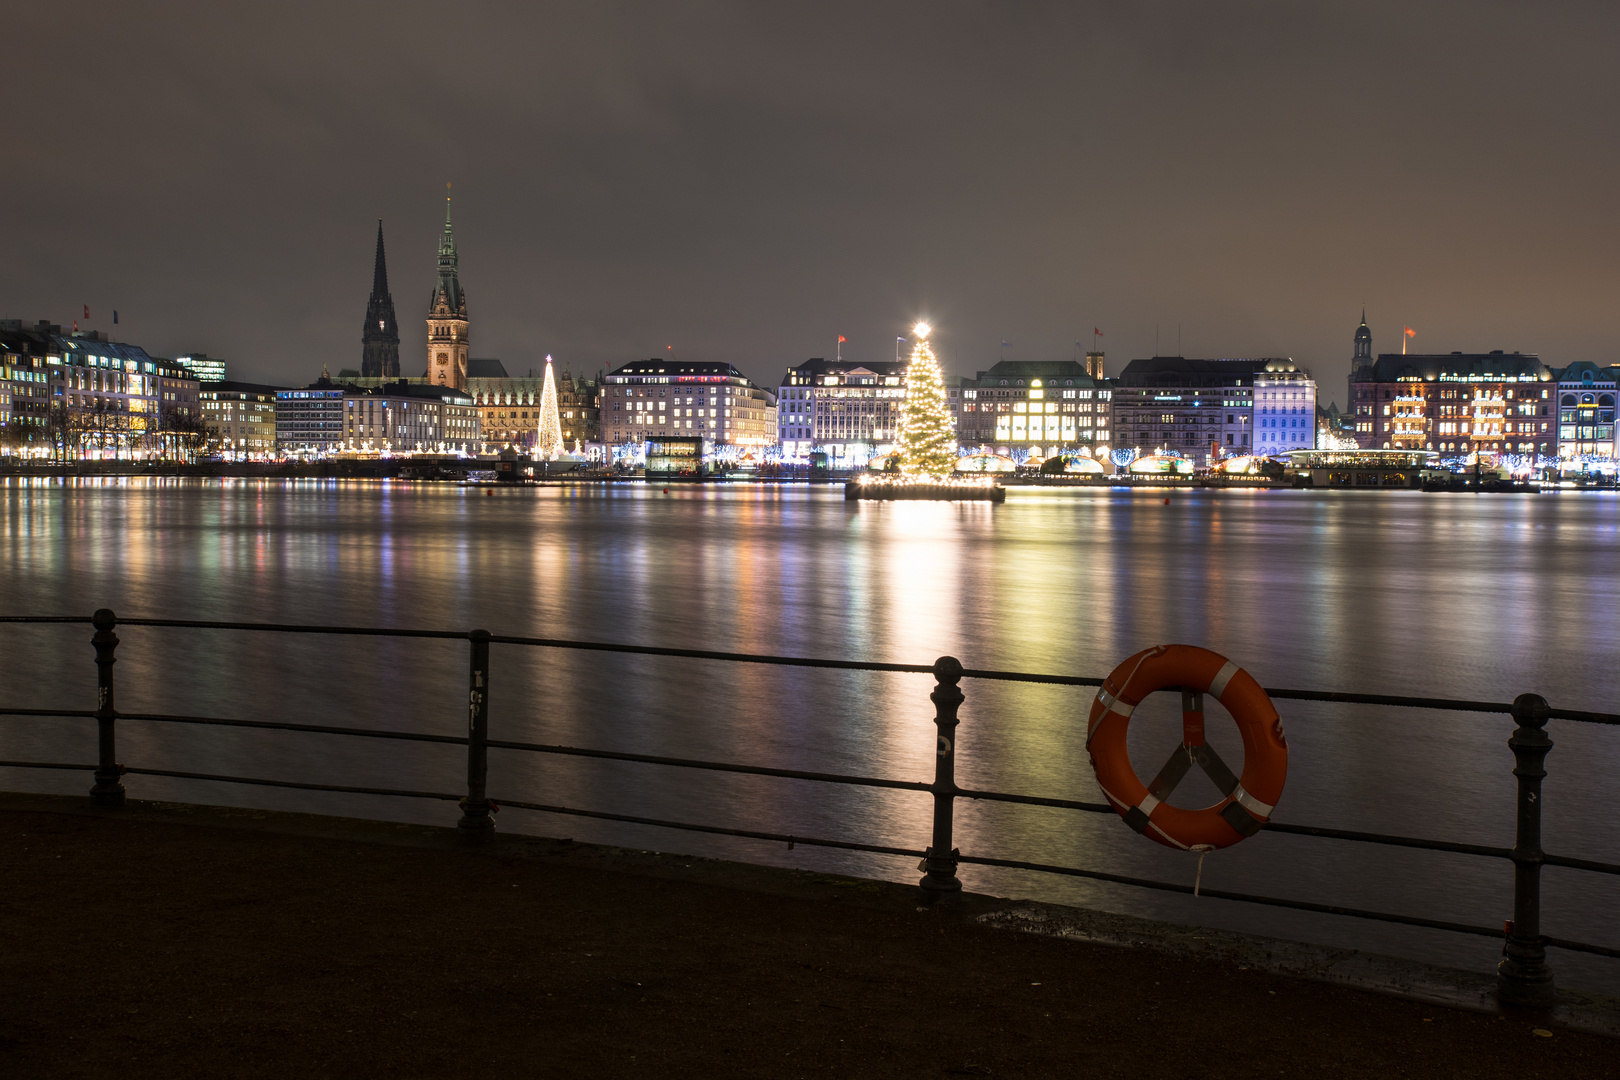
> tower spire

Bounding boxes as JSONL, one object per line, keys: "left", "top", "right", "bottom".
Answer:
{"left": 427, "top": 183, "right": 469, "bottom": 391}
{"left": 372, "top": 219, "right": 390, "bottom": 297}
{"left": 361, "top": 219, "right": 400, "bottom": 378}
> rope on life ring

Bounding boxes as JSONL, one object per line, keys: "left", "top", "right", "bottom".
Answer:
{"left": 1087, "top": 645, "right": 1287, "bottom": 851}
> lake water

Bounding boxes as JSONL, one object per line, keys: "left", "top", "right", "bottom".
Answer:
{"left": 2, "top": 477, "right": 1617, "bottom": 993}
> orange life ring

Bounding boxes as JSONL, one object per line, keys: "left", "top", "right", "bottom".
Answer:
{"left": 1087, "top": 645, "right": 1287, "bottom": 850}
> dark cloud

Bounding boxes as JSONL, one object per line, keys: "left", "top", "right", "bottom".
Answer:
{"left": 5, "top": 2, "right": 1617, "bottom": 403}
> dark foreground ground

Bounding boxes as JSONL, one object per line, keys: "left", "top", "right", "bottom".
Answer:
{"left": 0, "top": 797, "right": 1609, "bottom": 1079}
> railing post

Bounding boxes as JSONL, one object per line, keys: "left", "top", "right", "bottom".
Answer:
{"left": 89, "top": 608, "right": 125, "bottom": 806}
{"left": 919, "top": 655, "right": 964, "bottom": 903}
{"left": 1498, "top": 692, "right": 1555, "bottom": 1006}
{"left": 457, "top": 629, "right": 495, "bottom": 843}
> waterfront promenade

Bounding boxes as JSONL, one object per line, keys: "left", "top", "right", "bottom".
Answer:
{"left": 2, "top": 793, "right": 1612, "bottom": 1078}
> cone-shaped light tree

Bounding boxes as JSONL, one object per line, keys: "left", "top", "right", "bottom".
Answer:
{"left": 894, "top": 322, "right": 957, "bottom": 477}
{"left": 536, "top": 355, "right": 565, "bottom": 458}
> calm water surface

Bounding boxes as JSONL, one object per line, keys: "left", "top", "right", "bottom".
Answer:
{"left": 2, "top": 478, "right": 1617, "bottom": 992}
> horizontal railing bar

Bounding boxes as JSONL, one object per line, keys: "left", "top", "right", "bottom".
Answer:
{"left": 485, "top": 738, "right": 932, "bottom": 793}
{"left": 493, "top": 798, "right": 927, "bottom": 859}
{"left": 2, "top": 720, "right": 1613, "bottom": 874}
{"left": 1544, "top": 853, "right": 1620, "bottom": 877}
{"left": 1260, "top": 822, "right": 1514, "bottom": 861}
{"left": 487, "top": 634, "right": 936, "bottom": 676}
{"left": 116, "top": 618, "right": 469, "bottom": 641}
{"left": 119, "top": 712, "right": 470, "bottom": 747}
{"left": 0, "top": 708, "right": 98, "bottom": 719}
{"left": 122, "top": 767, "right": 461, "bottom": 803}
{"left": 1264, "top": 688, "right": 1510, "bottom": 714}
{"left": 957, "top": 787, "right": 1113, "bottom": 813}
{"left": 0, "top": 760, "right": 94, "bottom": 771}
{"left": 1, "top": 717, "right": 1610, "bottom": 873}
{"left": 3, "top": 614, "right": 1618, "bottom": 722}
{"left": 0, "top": 616, "right": 95, "bottom": 624}
{"left": 1544, "top": 936, "right": 1620, "bottom": 960}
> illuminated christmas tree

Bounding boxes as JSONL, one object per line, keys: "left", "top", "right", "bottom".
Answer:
{"left": 895, "top": 322, "right": 957, "bottom": 477}
{"left": 536, "top": 355, "right": 565, "bottom": 457}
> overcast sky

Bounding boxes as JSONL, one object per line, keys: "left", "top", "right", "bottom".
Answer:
{"left": 5, "top": 2, "right": 1618, "bottom": 405}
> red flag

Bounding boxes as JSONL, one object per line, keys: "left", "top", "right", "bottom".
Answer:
{"left": 84, "top": 304, "right": 90, "bottom": 319}
{"left": 1403, "top": 327, "right": 1416, "bottom": 337}
{"left": 838, "top": 335, "right": 847, "bottom": 343}
{"left": 1094, "top": 327, "right": 1103, "bottom": 336}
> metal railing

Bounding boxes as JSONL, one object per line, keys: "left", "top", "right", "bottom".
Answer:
{"left": 2, "top": 609, "right": 1618, "bottom": 1007}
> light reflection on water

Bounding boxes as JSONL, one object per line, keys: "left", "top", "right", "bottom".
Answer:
{"left": 1, "top": 477, "right": 1617, "bottom": 992}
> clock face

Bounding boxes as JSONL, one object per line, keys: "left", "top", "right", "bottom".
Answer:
{"left": 379, "top": 320, "right": 386, "bottom": 331}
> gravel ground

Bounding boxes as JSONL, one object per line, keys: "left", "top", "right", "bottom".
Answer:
{"left": 0, "top": 802, "right": 1609, "bottom": 1079}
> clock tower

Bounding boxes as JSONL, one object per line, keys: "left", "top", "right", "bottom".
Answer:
{"left": 427, "top": 191, "right": 469, "bottom": 391}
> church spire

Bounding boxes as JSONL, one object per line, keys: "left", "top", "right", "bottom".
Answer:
{"left": 361, "top": 219, "right": 400, "bottom": 378}
{"left": 372, "top": 219, "right": 390, "bottom": 297}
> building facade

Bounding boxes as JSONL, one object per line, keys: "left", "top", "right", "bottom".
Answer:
{"left": 1252, "top": 360, "right": 1317, "bottom": 454}
{"left": 342, "top": 382, "right": 480, "bottom": 455}
{"left": 341, "top": 359, "right": 601, "bottom": 452}
{"left": 426, "top": 197, "right": 470, "bottom": 392}
{"left": 362, "top": 220, "right": 401, "bottom": 379}
{"left": 0, "top": 322, "right": 54, "bottom": 455}
{"left": 777, "top": 359, "right": 907, "bottom": 459}
{"left": 0, "top": 322, "right": 200, "bottom": 460}
{"left": 200, "top": 382, "right": 284, "bottom": 458}
{"left": 1552, "top": 362, "right": 1619, "bottom": 463}
{"left": 467, "top": 358, "right": 600, "bottom": 451}
{"left": 175, "top": 353, "right": 226, "bottom": 383}
{"left": 1112, "top": 357, "right": 1264, "bottom": 464}
{"left": 956, "top": 360, "right": 1110, "bottom": 457}
{"left": 276, "top": 380, "right": 346, "bottom": 455}
{"left": 601, "top": 360, "right": 777, "bottom": 448}
{"left": 1348, "top": 345, "right": 1553, "bottom": 456}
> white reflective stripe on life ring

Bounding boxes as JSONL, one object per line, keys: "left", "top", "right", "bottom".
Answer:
{"left": 1136, "top": 791, "right": 1161, "bottom": 817}
{"left": 1207, "top": 660, "right": 1240, "bottom": 702}
{"left": 1096, "top": 688, "right": 1135, "bottom": 718}
{"left": 1231, "top": 783, "right": 1275, "bottom": 818}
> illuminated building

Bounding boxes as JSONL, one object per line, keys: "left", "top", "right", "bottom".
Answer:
{"left": 1112, "top": 357, "right": 1262, "bottom": 465}
{"left": 275, "top": 378, "right": 346, "bottom": 456}
{"left": 426, "top": 195, "right": 470, "bottom": 393}
{"left": 361, "top": 220, "right": 401, "bottom": 379}
{"left": 1252, "top": 360, "right": 1317, "bottom": 454}
{"left": 1279, "top": 449, "right": 1435, "bottom": 488}
{"left": 1347, "top": 323, "right": 1553, "bottom": 454}
{"left": 1552, "top": 362, "right": 1618, "bottom": 464}
{"left": 175, "top": 353, "right": 227, "bottom": 383}
{"left": 341, "top": 381, "right": 480, "bottom": 455}
{"left": 956, "top": 360, "right": 1110, "bottom": 457}
{"left": 777, "top": 358, "right": 907, "bottom": 460}
{"left": 338, "top": 357, "right": 601, "bottom": 452}
{"left": 601, "top": 360, "right": 777, "bottom": 448}
{"left": 200, "top": 382, "right": 285, "bottom": 459}
{"left": 0, "top": 322, "right": 54, "bottom": 454}
{"left": 0, "top": 321, "right": 199, "bottom": 460}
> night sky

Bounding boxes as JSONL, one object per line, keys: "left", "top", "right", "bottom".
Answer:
{"left": 6, "top": 2, "right": 1617, "bottom": 405}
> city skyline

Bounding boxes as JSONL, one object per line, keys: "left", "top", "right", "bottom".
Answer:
{"left": 5, "top": 4, "right": 1618, "bottom": 395}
